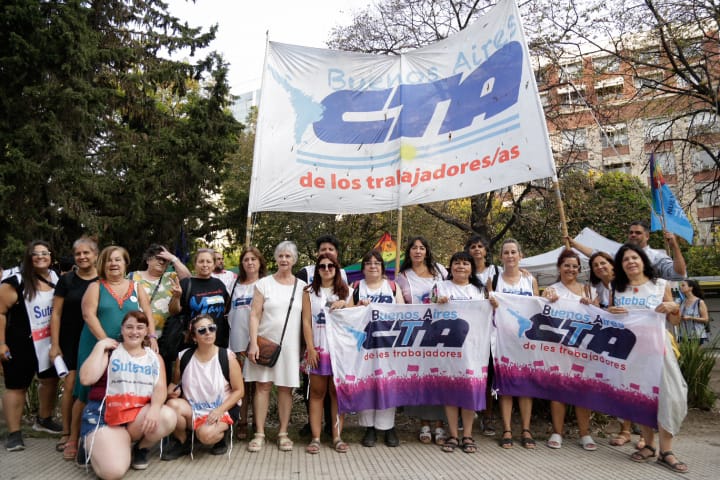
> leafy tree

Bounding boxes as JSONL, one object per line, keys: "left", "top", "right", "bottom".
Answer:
{"left": 0, "top": 0, "right": 240, "bottom": 269}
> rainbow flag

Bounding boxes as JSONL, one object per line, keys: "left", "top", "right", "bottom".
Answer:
{"left": 649, "top": 154, "right": 694, "bottom": 244}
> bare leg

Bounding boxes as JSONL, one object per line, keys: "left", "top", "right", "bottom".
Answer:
{"left": 461, "top": 408, "right": 475, "bottom": 439}
{"left": 328, "top": 381, "right": 344, "bottom": 439}
{"left": 60, "top": 372, "right": 76, "bottom": 438}
{"left": 2, "top": 389, "right": 26, "bottom": 432}
{"left": 444, "top": 406, "right": 459, "bottom": 439}
{"left": 253, "top": 381, "right": 272, "bottom": 435}
{"left": 276, "top": 386, "right": 293, "bottom": 435}
{"left": 308, "top": 375, "right": 328, "bottom": 439}
{"left": 37, "top": 376, "right": 59, "bottom": 418}
{"left": 86, "top": 427, "right": 132, "bottom": 480}
{"left": 550, "top": 401, "right": 566, "bottom": 435}
{"left": 499, "top": 395, "right": 513, "bottom": 442}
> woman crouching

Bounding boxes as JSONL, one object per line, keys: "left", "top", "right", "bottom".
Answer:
{"left": 79, "top": 311, "right": 176, "bottom": 479}
{"left": 163, "top": 314, "right": 244, "bottom": 459}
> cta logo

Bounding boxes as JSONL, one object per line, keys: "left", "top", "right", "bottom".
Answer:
{"left": 313, "top": 42, "right": 522, "bottom": 145}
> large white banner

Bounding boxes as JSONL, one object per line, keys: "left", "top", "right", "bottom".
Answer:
{"left": 327, "top": 301, "right": 493, "bottom": 413}
{"left": 249, "top": 0, "right": 555, "bottom": 214}
{"left": 493, "top": 294, "right": 665, "bottom": 428}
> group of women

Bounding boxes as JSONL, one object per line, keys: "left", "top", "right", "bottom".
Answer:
{"left": 1, "top": 232, "right": 703, "bottom": 476}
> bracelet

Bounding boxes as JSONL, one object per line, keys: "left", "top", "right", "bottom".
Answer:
{"left": 148, "top": 334, "right": 158, "bottom": 339}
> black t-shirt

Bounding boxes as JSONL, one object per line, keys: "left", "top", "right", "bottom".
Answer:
{"left": 179, "top": 277, "right": 230, "bottom": 347}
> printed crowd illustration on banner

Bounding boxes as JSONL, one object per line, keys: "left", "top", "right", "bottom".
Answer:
{"left": 493, "top": 294, "right": 664, "bottom": 428}
{"left": 326, "top": 301, "right": 493, "bottom": 413}
{"left": 249, "top": 0, "right": 555, "bottom": 214}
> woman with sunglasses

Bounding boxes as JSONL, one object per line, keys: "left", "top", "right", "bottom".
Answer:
{"left": 163, "top": 314, "right": 244, "bottom": 459}
{"left": 129, "top": 244, "right": 191, "bottom": 332}
{"left": 1, "top": 240, "right": 62, "bottom": 452}
{"left": 78, "top": 310, "right": 176, "bottom": 477}
{"left": 542, "top": 249, "right": 598, "bottom": 451}
{"left": 302, "top": 253, "right": 351, "bottom": 454}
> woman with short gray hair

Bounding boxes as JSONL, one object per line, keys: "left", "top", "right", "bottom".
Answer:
{"left": 245, "top": 241, "right": 305, "bottom": 452}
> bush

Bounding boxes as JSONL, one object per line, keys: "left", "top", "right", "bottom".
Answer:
{"left": 678, "top": 336, "right": 718, "bottom": 410}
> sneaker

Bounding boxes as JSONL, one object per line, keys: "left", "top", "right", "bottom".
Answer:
{"left": 361, "top": 427, "right": 376, "bottom": 447}
{"left": 384, "top": 428, "right": 400, "bottom": 448}
{"left": 5, "top": 431, "right": 25, "bottom": 452}
{"left": 161, "top": 437, "right": 191, "bottom": 461}
{"left": 211, "top": 438, "right": 228, "bottom": 455}
{"left": 131, "top": 444, "right": 150, "bottom": 470}
{"left": 33, "top": 416, "right": 63, "bottom": 434}
{"left": 481, "top": 418, "right": 496, "bottom": 436}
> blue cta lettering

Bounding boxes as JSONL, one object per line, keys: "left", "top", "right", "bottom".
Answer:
{"left": 313, "top": 42, "right": 522, "bottom": 144}
{"left": 363, "top": 317, "right": 469, "bottom": 349}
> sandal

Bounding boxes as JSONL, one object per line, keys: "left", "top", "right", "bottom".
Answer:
{"left": 306, "top": 438, "right": 321, "bottom": 454}
{"left": 500, "top": 430, "right": 513, "bottom": 449}
{"left": 433, "top": 427, "right": 447, "bottom": 445}
{"left": 56, "top": 433, "right": 70, "bottom": 452}
{"left": 441, "top": 436, "right": 459, "bottom": 453}
{"left": 277, "top": 432, "right": 293, "bottom": 451}
{"left": 418, "top": 425, "right": 432, "bottom": 444}
{"left": 579, "top": 435, "right": 597, "bottom": 451}
{"left": 546, "top": 433, "right": 562, "bottom": 449}
{"left": 333, "top": 438, "right": 349, "bottom": 453}
{"left": 609, "top": 430, "right": 632, "bottom": 446}
{"left": 657, "top": 450, "right": 689, "bottom": 473}
{"left": 521, "top": 429, "right": 536, "bottom": 449}
{"left": 63, "top": 440, "right": 78, "bottom": 461}
{"left": 461, "top": 436, "right": 477, "bottom": 454}
{"left": 247, "top": 433, "right": 265, "bottom": 452}
{"left": 630, "top": 444, "right": 657, "bottom": 463}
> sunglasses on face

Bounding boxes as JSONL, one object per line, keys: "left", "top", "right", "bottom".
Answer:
{"left": 195, "top": 324, "right": 217, "bottom": 335}
{"left": 318, "top": 263, "right": 336, "bottom": 271}
{"left": 32, "top": 251, "right": 51, "bottom": 257}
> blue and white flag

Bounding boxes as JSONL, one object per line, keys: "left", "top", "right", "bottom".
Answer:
{"left": 650, "top": 154, "right": 694, "bottom": 244}
{"left": 249, "top": 0, "right": 555, "bottom": 214}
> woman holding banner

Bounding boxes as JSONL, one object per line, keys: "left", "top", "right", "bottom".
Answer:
{"left": 352, "top": 250, "right": 404, "bottom": 448}
{"left": 435, "top": 251, "right": 486, "bottom": 453}
{"left": 608, "top": 243, "right": 688, "bottom": 473}
{"left": 302, "top": 253, "right": 351, "bottom": 454}
{"left": 395, "top": 236, "right": 448, "bottom": 445}
{"left": 487, "top": 239, "right": 538, "bottom": 450}
{"left": 542, "top": 249, "right": 598, "bottom": 451}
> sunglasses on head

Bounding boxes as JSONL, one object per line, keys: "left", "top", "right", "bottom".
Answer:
{"left": 195, "top": 324, "right": 218, "bottom": 335}
{"left": 318, "top": 263, "right": 336, "bottom": 271}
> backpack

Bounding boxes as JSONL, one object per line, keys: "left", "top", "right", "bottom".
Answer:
{"left": 352, "top": 279, "right": 396, "bottom": 305}
{"left": 179, "top": 346, "right": 231, "bottom": 383}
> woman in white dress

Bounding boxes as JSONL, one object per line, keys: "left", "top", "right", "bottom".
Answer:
{"left": 245, "top": 241, "right": 305, "bottom": 452}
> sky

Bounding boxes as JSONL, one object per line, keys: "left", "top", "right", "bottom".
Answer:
{"left": 166, "top": 0, "right": 372, "bottom": 95}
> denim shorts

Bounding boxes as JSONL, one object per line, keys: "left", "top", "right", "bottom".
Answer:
{"left": 80, "top": 400, "right": 108, "bottom": 438}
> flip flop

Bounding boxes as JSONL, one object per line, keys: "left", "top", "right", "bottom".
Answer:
{"left": 546, "top": 433, "right": 562, "bottom": 449}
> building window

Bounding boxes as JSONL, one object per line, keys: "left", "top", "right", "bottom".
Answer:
{"left": 539, "top": 91, "right": 549, "bottom": 108}
{"left": 644, "top": 117, "right": 672, "bottom": 142}
{"left": 595, "top": 78, "right": 624, "bottom": 102}
{"left": 604, "top": 162, "right": 632, "bottom": 174}
{"left": 593, "top": 56, "right": 620, "bottom": 73}
{"left": 557, "top": 85, "right": 586, "bottom": 108}
{"left": 696, "top": 185, "right": 720, "bottom": 205}
{"left": 560, "top": 129, "right": 587, "bottom": 151}
{"left": 601, "top": 123, "right": 629, "bottom": 148}
{"left": 634, "top": 71, "right": 665, "bottom": 93}
{"left": 636, "top": 49, "right": 661, "bottom": 64}
{"left": 688, "top": 111, "right": 719, "bottom": 135}
{"left": 654, "top": 151, "right": 676, "bottom": 174}
{"left": 559, "top": 61, "right": 583, "bottom": 82}
{"left": 693, "top": 149, "right": 717, "bottom": 172}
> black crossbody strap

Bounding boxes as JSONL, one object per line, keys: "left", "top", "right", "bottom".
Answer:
{"left": 277, "top": 279, "right": 298, "bottom": 346}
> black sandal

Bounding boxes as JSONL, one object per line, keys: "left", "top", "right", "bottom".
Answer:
{"left": 500, "top": 430, "right": 513, "bottom": 449}
{"left": 441, "top": 436, "right": 459, "bottom": 452}
{"left": 657, "top": 450, "right": 689, "bottom": 473}
{"left": 521, "top": 429, "right": 536, "bottom": 449}
{"left": 630, "top": 444, "right": 657, "bottom": 463}
{"left": 461, "top": 436, "right": 477, "bottom": 453}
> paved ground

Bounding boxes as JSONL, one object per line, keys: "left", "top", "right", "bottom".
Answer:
{"left": 2, "top": 427, "right": 719, "bottom": 480}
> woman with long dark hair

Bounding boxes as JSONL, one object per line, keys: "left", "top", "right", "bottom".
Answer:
{"left": 303, "top": 253, "right": 351, "bottom": 454}
{"left": 1, "top": 240, "right": 62, "bottom": 451}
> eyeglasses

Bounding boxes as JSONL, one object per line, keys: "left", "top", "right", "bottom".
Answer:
{"left": 318, "top": 263, "right": 336, "bottom": 271}
{"left": 364, "top": 261, "right": 383, "bottom": 266}
{"left": 31, "top": 251, "right": 51, "bottom": 257}
{"left": 195, "top": 324, "right": 217, "bottom": 335}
